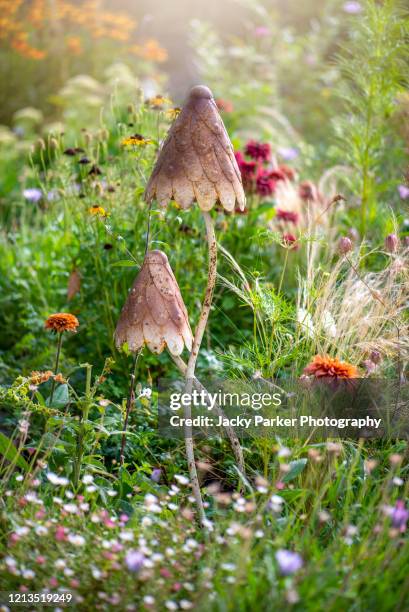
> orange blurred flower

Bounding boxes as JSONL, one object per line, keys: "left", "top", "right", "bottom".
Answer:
{"left": 45, "top": 313, "right": 79, "bottom": 333}
{"left": 129, "top": 39, "right": 168, "bottom": 62}
{"left": 66, "top": 36, "right": 82, "bottom": 55}
{"left": 303, "top": 355, "right": 359, "bottom": 379}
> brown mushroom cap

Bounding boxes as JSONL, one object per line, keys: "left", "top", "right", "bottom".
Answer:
{"left": 145, "top": 85, "right": 245, "bottom": 212}
{"left": 114, "top": 250, "right": 193, "bottom": 356}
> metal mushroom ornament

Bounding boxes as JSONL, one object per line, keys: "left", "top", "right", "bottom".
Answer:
{"left": 114, "top": 250, "right": 193, "bottom": 356}
{"left": 145, "top": 85, "right": 245, "bottom": 212}
{"left": 143, "top": 85, "right": 246, "bottom": 525}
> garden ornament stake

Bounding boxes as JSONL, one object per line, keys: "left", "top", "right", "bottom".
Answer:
{"left": 145, "top": 85, "right": 246, "bottom": 523}
{"left": 114, "top": 250, "right": 193, "bottom": 469}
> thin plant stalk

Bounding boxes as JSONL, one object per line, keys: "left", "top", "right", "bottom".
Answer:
{"left": 184, "top": 211, "right": 217, "bottom": 525}
{"left": 73, "top": 363, "right": 92, "bottom": 489}
{"left": 171, "top": 354, "right": 246, "bottom": 477}
{"left": 49, "top": 331, "right": 63, "bottom": 405}
{"left": 120, "top": 351, "right": 141, "bottom": 467}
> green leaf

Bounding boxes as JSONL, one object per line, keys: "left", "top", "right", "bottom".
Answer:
{"left": 282, "top": 458, "right": 307, "bottom": 482}
{"left": 110, "top": 259, "right": 137, "bottom": 268}
{"left": 46, "top": 384, "right": 69, "bottom": 408}
{"left": 0, "top": 432, "right": 29, "bottom": 471}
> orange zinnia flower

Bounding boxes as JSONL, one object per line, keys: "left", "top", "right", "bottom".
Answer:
{"left": 303, "top": 355, "right": 358, "bottom": 379}
{"left": 45, "top": 313, "right": 79, "bottom": 333}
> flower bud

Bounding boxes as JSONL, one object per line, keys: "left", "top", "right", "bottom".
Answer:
{"left": 385, "top": 233, "right": 399, "bottom": 253}
{"left": 370, "top": 350, "right": 381, "bottom": 364}
{"left": 338, "top": 236, "right": 352, "bottom": 255}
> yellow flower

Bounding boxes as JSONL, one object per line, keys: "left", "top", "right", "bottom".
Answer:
{"left": 165, "top": 107, "right": 181, "bottom": 120}
{"left": 121, "top": 134, "right": 153, "bottom": 147}
{"left": 145, "top": 95, "right": 172, "bottom": 110}
{"left": 88, "top": 205, "right": 108, "bottom": 217}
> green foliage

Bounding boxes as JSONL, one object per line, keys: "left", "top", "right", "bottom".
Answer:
{"left": 333, "top": 0, "right": 408, "bottom": 234}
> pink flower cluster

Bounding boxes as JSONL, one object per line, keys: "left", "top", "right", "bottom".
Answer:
{"left": 235, "top": 141, "right": 295, "bottom": 198}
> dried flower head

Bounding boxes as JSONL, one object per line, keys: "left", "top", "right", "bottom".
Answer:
{"left": 303, "top": 355, "right": 359, "bottom": 379}
{"left": 145, "top": 85, "right": 245, "bottom": 212}
{"left": 45, "top": 313, "right": 79, "bottom": 333}
{"left": 30, "top": 370, "right": 54, "bottom": 385}
{"left": 115, "top": 250, "right": 193, "bottom": 356}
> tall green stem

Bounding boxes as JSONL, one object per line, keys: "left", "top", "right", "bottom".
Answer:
{"left": 49, "top": 332, "right": 63, "bottom": 405}
{"left": 73, "top": 364, "right": 92, "bottom": 489}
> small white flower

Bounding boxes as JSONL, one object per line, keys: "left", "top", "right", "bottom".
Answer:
{"left": 22, "top": 569, "right": 35, "bottom": 579}
{"left": 174, "top": 474, "right": 189, "bottom": 485}
{"left": 119, "top": 531, "right": 134, "bottom": 542}
{"left": 143, "top": 595, "right": 155, "bottom": 605}
{"left": 68, "top": 533, "right": 86, "bottom": 546}
{"left": 55, "top": 559, "right": 66, "bottom": 570}
{"left": 165, "top": 601, "right": 178, "bottom": 611}
{"left": 82, "top": 474, "right": 94, "bottom": 485}
{"left": 63, "top": 503, "right": 78, "bottom": 514}
{"left": 180, "top": 601, "right": 193, "bottom": 610}
{"left": 140, "top": 387, "right": 152, "bottom": 399}
{"left": 393, "top": 477, "right": 403, "bottom": 486}
{"left": 15, "top": 475, "right": 24, "bottom": 482}
{"left": 15, "top": 526, "right": 29, "bottom": 536}
{"left": 46, "top": 472, "right": 69, "bottom": 486}
{"left": 4, "top": 556, "right": 17, "bottom": 567}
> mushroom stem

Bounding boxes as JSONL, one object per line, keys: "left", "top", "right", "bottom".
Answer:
{"left": 186, "top": 211, "right": 217, "bottom": 379}
{"left": 171, "top": 354, "right": 246, "bottom": 477}
{"left": 182, "top": 211, "right": 217, "bottom": 526}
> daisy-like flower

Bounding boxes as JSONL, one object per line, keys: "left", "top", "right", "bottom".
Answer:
{"left": 45, "top": 313, "right": 78, "bottom": 405}
{"left": 145, "top": 95, "right": 172, "bottom": 110}
{"left": 45, "top": 313, "right": 79, "bottom": 333}
{"left": 165, "top": 108, "right": 181, "bottom": 120}
{"left": 303, "top": 355, "right": 359, "bottom": 378}
{"left": 121, "top": 134, "right": 153, "bottom": 147}
{"left": 88, "top": 205, "right": 109, "bottom": 217}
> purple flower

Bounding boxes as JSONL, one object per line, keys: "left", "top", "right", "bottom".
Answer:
{"left": 398, "top": 185, "right": 409, "bottom": 200}
{"left": 277, "top": 146, "right": 299, "bottom": 161}
{"left": 23, "top": 188, "right": 42, "bottom": 202}
{"left": 125, "top": 549, "right": 145, "bottom": 572}
{"left": 47, "top": 189, "right": 59, "bottom": 202}
{"left": 343, "top": 1, "right": 362, "bottom": 14}
{"left": 150, "top": 468, "right": 161, "bottom": 483}
{"left": 275, "top": 549, "right": 303, "bottom": 576}
{"left": 391, "top": 500, "right": 409, "bottom": 531}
